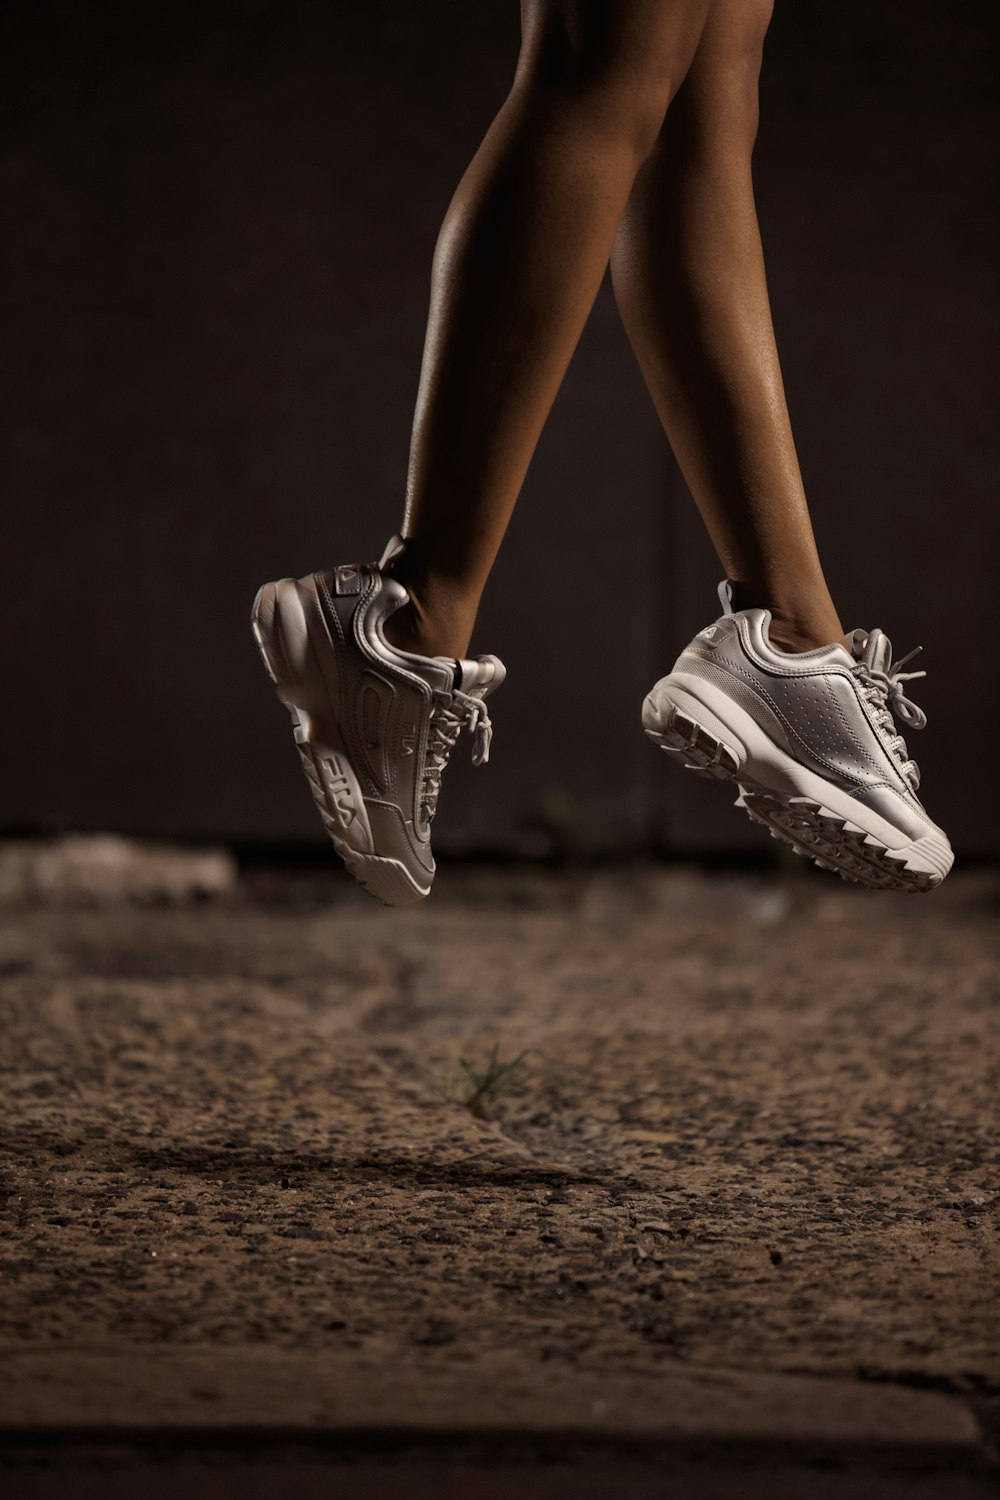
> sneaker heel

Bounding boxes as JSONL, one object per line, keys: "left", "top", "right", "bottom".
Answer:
{"left": 252, "top": 579, "right": 331, "bottom": 719}
{"left": 642, "top": 686, "right": 745, "bottom": 782}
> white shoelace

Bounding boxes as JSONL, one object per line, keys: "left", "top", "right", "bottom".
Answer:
{"left": 850, "top": 634, "right": 927, "bottom": 790}
{"left": 421, "top": 688, "right": 494, "bottom": 824}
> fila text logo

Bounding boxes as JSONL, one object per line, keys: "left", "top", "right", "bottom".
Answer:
{"left": 325, "top": 752, "right": 358, "bottom": 825}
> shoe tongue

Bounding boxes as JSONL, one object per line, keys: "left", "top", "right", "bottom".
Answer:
{"left": 413, "top": 656, "right": 461, "bottom": 693}
{"left": 850, "top": 627, "right": 892, "bottom": 674}
{"left": 453, "top": 654, "right": 506, "bottom": 696}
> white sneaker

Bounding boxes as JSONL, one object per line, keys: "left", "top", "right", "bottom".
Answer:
{"left": 251, "top": 536, "right": 505, "bottom": 905}
{"left": 642, "top": 581, "right": 953, "bottom": 891}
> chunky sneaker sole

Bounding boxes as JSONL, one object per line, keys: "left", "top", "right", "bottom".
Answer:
{"left": 643, "top": 583, "right": 952, "bottom": 893}
{"left": 252, "top": 575, "right": 421, "bottom": 904}
{"left": 251, "top": 537, "right": 504, "bottom": 906}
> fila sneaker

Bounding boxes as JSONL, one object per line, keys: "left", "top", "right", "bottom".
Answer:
{"left": 251, "top": 536, "right": 504, "bottom": 905}
{"left": 642, "top": 581, "right": 952, "bottom": 891}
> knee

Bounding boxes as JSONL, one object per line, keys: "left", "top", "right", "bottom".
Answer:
{"left": 726, "top": 10, "right": 771, "bottom": 143}
{"left": 514, "top": 9, "right": 681, "bottom": 162}
{"left": 690, "top": 0, "right": 774, "bottom": 148}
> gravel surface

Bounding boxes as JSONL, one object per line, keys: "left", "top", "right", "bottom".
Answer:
{"left": 1, "top": 863, "right": 997, "bottom": 1441}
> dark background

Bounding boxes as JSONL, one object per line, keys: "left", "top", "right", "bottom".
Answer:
{"left": 2, "top": 0, "right": 996, "bottom": 858}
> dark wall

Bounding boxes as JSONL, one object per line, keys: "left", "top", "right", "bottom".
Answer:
{"left": 2, "top": 1, "right": 996, "bottom": 856}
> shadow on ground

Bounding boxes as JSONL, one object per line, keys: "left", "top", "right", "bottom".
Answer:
{"left": 1, "top": 858, "right": 997, "bottom": 1495}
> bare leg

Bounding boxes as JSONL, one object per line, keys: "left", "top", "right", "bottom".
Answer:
{"left": 611, "top": 0, "right": 847, "bottom": 653}
{"left": 384, "top": 0, "right": 713, "bottom": 660}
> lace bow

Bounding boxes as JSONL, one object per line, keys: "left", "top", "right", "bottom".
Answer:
{"left": 421, "top": 689, "right": 494, "bottom": 823}
{"left": 849, "top": 631, "right": 927, "bottom": 788}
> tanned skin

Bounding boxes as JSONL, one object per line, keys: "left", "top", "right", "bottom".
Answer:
{"left": 383, "top": 0, "right": 848, "bottom": 661}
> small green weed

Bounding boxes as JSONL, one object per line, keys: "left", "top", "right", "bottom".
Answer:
{"left": 438, "top": 1042, "right": 531, "bottom": 1120}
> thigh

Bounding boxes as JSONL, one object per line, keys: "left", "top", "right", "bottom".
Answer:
{"left": 668, "top": 0, "right": 775, "bottom": 147}
{"left": 518, "top": 0, "right": 714, "bottom": 100}
{"left": 691, "top": 0, "right": 774, "bottom": 70}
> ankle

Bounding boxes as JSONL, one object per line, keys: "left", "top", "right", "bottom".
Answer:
{"left": 381, "top": 571, "right": 480, "bottom": 660}
{"left": 381, "top": 600, "right": 468, "bottom": 662}
{"left": 730, "top": 581, "right": 848, "bottom": 655}
{"left": 381, "top": 542, "right": 481, "bottom": 660}
{"left": 767, "top": 621, "right": 849, "bottom": 654}
{"left": 764, "top": 608, "right": 850, "bottom": 655}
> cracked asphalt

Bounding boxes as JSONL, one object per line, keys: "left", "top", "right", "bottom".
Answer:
{"left": 0, "top": 859, "right": 998, "bottom": 1486}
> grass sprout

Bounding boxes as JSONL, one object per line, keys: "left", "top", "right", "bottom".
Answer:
{"left": 438, "top": 1041, "right": 531, "bottom": 1119}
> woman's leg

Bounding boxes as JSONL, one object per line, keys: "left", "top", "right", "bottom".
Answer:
{"left": 611, "top": 0, "right": 846, "bottom": 653}
{"left": 384, "top": 0, "right": 713, "bottom": 660}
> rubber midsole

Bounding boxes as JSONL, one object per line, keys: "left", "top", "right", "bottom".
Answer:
{"left": 342, "top": 849, "right": 431, "bottom": 905}
{"left": 647, "top": 672, "right": 937, "bottom": 854}
{"left": 253, "top": 580, "right": 376, "bottom": 856}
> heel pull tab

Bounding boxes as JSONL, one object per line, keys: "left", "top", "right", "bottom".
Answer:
{"left": 718, "top": 578, "right": 737, "bottom": 616}
{"left": 377, "top": 534, "right": 407, "bottom": 571}
{"left": 333, "top": 564, "right": 364, "bottom": 596}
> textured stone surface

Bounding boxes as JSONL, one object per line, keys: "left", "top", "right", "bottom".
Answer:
{"left": 0, "top": 1347, "right": 980, "bottom": 1456}
{"left": 0, "top": 836, "right": 236, "bottom": 905}
{"left": 0, "top": 863, "right": 996, "bottom": 1459}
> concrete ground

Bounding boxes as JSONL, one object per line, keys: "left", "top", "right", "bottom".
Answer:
{"left": 0, "top": 852, "right": 997, "bottom": 1496}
